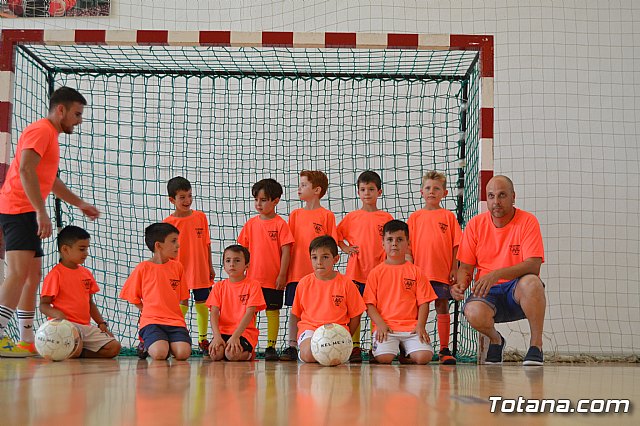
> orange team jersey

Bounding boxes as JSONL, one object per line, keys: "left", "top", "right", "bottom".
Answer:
{"left": 41, "top": 263, "right": 100, "bottom": 325}
{"left": 205, "top": 277, "right": 266, "bottom": 349}
{"left": 119, "top": 260, "right": 189, "bottom": 329}
{"left": 407, "top": 208, "right": 462, "bottom": 284}
{"left": 237, "top": 215, "right": 295, "bottom": 289}
{"left": 0, "top": 119, "right": 60, "bottom": 214}
{"left": 164, "top": 210, "right": 212, "bottom": 290}
{"left": 292, "top": 272, "right": 366, "bottom": 337}
{"left": 287, "top": 207, "right": 338, "bottom": 283}
{"left": 457, "top": 209, "right": 545, "bottom": 283}
{"left": 363, "top": 261, "right": 437, "bottom": 332}
{"left": 337, "top": 209, "right": 394, "bottom": 283}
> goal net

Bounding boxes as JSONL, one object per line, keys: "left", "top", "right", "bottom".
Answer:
{"left": 2, "top": 31, "right": 484, "bottom": 360}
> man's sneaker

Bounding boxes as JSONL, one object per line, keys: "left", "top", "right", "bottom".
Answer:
{"left": 0, "top": 337, "right": 36, "bottom": 358}
{"left": 264, "top": 347, "right": 279, "bottom": 361}
{"left": 349, "top": 347, "right": 362, "bottom": 363}
{"left": 279, "top": 346, "right": 298, "bottom": 361}
{"left": 438, "top": 347, "right": 457, "bottom": 365}
{"left": 136, "top": 341, "right": 149, "bottom": 360}
{"left": 367, "top": 349, "right": 379, "bottom": 364}
{"left": 198, "top": 339, "right": 210, "bottom": 356}
{"left": 398, "top": 344, "right": 411, "bottom": 364}
{"left": 523, "top": 346, "right": 544, "bottom": 366}
{"left": 485, "top": 334, "right": 505, "bottom": 364}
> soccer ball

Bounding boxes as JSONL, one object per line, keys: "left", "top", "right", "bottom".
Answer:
{"left": 35, "top": 319, "right": 81, "bottom": 361}
{"left": 310, "top": 323, "right": 353, "bottom": 366}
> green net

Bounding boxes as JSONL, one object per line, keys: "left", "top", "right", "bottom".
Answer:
{"left": 8, "top": 43, "right": 480, "bottom": 361}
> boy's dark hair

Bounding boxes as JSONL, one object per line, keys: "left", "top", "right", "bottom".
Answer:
{"left": 382, "top": 219, "right": 410, "bottom": 239}
{"left": 309, "top": 235, "right": 339, "bottom": 257}
{"left": 224, "top": 244, "right": 251, "bottom": 264}
{"left": 357, "top": 170, "right": 382, "bottom": 190}
{"left": 49, "top": 87, "right": 87, "bottom": 112}
{"left": 251, "top": 178, "right": 283, "bottom": 200}
{"left": 57, "top": 225, "right": 90, "bottom": 251}
{"left": 145, "top": 223, "right": 179, "bottom": 252}
{"left": 300, "top": 170, "right": 329, "bottom": 198}
{"left": 167, "top": 176, "right": 192, "bottom": 198}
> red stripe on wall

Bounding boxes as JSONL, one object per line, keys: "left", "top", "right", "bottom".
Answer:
{"left": 387, "top": 33, "right": 418, "bottom": 49}
{"left": 325, "top": 32, "right": 356, "bottom": 47}
{"left": 480, "top": 170, "right": 494, "bottom": 201}
{"left": 263, "top": 32, "right": 293, "bottom": 47}
{"left": 449, "top": 34, "right": 494, "bottom": 77}
{"left": 137, "top": 30, "right": 169, "bottom": 45}
{"left": 199, "top": 31, "right": 231, "bottom": 46}
{"left": 0, "top": 102, "right": 11, "bottom": 133}
{"left": 0, "top": 30, "right": 45, "bottom": 71}
{"left": 481, "top": 108, "right": 494, "bottom": 139}
{"left": 75, "top": 30, "right": 106, "bottom": 45}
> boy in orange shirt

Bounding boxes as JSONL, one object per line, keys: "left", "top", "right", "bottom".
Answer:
{"left": 337, "top": 170, "right": 393, "bottom": 362}
{"left": 364, "top": 220, "right": 437, "bottom": 364}
{"left": 120, "top": 223, "right": 191, "bottom": 361}
{"left": 39, "top": 225, "right": 121, "bottom": 358}
{"left": 163, "top": 177, "right": 215, "bottom": 355}
{"left": 238, "top": 178, "right": 294, "bottom": 361}
{"left": 292, "top": 236, "right": 366, "bottom": 363}
{"left": 280, "top": 171, "right": 338, "bottom": 361}
{"left": 206, "top": 245, "right": 266, "bottom": 361}
{"left": 407, "top": 171, "right": 462, "bottom": 364}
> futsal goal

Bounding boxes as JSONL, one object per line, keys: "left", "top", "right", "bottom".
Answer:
{"left": 0, "top": 30, "right": 494, "bottom": 361}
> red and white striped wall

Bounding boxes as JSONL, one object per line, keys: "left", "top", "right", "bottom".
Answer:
{"left": 0, "top": 30, "right": 493, "bottom": 206}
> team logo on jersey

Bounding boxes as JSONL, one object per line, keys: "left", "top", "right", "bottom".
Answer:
{"left": 268, "top": 230, "right": 279, "bottom": 241}
{"left": 332, "top": 295, "right": 344, "bottom": 306}
{"left": 439, "top": 222, "right": 448, "bottom": 233}
{"left": 239, "top": 294, "right": 249, "bottom": 305}
{"left": 195, "top": 227, "right": 204, "bottom": 238}
{"left": 377, "top": 224, "right": 384, "bottom": 236}
{"left": 82, "top": 279, "right": 93, "bottom": 291}
{"left": 509, "top": 245, "right": 521, "bottom": 255}
{"left": 404, "top": 278, "right": 416, "bottom": 290}
{"left": 170, "top": 279, "right": 180, "bottom": 290}
{"left": 313, "top": 223, "right": 325, "bottom": 234}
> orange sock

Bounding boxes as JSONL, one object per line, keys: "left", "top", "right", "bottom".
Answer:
{"left": 437, "top": 314, "right": 450, "bottom": 350}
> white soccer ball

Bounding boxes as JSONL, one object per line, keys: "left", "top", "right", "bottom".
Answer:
{"left": 35, "top": 319, "right": 81, "bottom": 361}
{"left": 310, "top": 323, "right": 353, "bottom": 366}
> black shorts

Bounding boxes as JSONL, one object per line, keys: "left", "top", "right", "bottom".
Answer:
{"left": 284, "top": 282, "right": 299, "bottom": 306}
{"left": 221, "top": 334, "right": 253, "bottom": 355}
{"left": 192, "top": 287, "right": 212, "bottom": 302}
{"left": 353, "top": 280, "right": 365, "bottom": 295}
{"left": 0, "top": 212, "right": 44, "bottom": 257}
{"left": 262, "top": 288, "right": 284, "bottom": 310}
{"left": 139, "top": 324, "right": 191, "bottom": 349}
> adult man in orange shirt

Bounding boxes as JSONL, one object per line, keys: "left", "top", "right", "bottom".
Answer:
{"left": 451, "top": 175, "right": 545, "bottom": 365}
{"left": 0, "top": 87, "right": 100, "bottom": 357}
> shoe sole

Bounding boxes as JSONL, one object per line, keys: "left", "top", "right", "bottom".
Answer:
{"left": 0, "top": 352, "right": 36, "bottom": 358}
{"left": 439, "top": 358, "right": 457, "bottom": 365}
{"left": 523, "top": 360, "right": 544, "bottom": 366}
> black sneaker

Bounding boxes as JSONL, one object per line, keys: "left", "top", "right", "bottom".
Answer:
{"left": 438, "top": 347, "right": 457, "bottom": 365}
{"left": 264, "top": 347, "right": 279, "bottom": 361}
{"left": 279, "top": 346, "right": 298, "bottom": 361}
{"left": 136, "top": 341, "right": 149, "bottom": 360}
{"left": 349, "top": 347, "right": 363, "bottom": 363}
{"left": 198, "top": 339, "right": 210, "bottom": 356}
{"left": 398, "top": 344, "right": 411, "bottom": 364}
{"left": 485, "top": 334, "right": 505, "bottom": 364}
{"left": 523, "top": 346, "right": 544, "bottom": 366}
{"left": 368, "top": 349, "right": 379, "bottom": 364}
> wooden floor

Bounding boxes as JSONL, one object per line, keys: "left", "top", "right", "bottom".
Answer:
{"left": 1, "top": 358, "right": 638, "bottom": 426}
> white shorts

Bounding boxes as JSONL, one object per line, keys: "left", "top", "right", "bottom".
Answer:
{"left": 371, "top": 331, "right": 434, "bottom": 357}
{"left": 297, "top": 329, "right": 314, "bottom": 346}
{"left": 73, "top": 323, "right": 116, "bottom": 353}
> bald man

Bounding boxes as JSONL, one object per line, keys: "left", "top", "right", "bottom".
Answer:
{"left": 451, "top": 176, "right": 546, "bottom": 365}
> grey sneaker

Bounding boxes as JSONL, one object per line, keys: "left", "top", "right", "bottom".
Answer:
{"left": 485, "top": 334, "right": 505, "bottom": 364}
{"left": 523, "top": 346, "right": 544, "bottom": 366}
